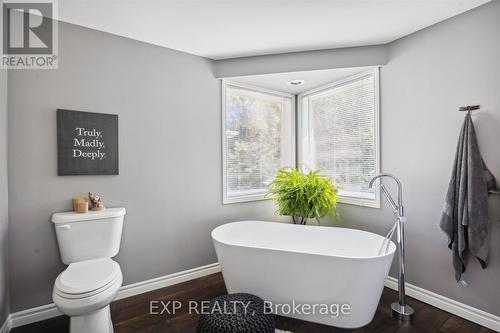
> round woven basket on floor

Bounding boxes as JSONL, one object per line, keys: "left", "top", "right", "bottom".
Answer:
{"left": 197, "top": 293, "right": 275, "bottom": 333}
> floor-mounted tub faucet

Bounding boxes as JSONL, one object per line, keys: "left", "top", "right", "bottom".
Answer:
{"left": 369, "top": 174, "right": 414, "bottom": 321}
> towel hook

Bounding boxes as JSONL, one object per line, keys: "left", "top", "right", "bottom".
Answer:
{"left": 458, "top": 105, "right": 480, "bottom": 116}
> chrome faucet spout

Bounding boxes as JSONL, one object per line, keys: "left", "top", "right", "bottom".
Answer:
{"left": 369, "top": 173, "right": 413, "bottom": 321}
{"left": 369, "top": 173, "right": 404, "bottom": 217}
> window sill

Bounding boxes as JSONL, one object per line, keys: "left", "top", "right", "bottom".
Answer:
{"left": 338, "top": 195, "right": 380, "bottom": 208}
{"left": 223, "top": 191, "right": 271, "bottom": 204}
{"left": 224, "top": 193, "right": 379, "bottom": 208}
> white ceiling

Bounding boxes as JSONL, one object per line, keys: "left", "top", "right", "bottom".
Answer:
{"left": 229, "top": 67, "right": 373, "bottom": 95}
{"left": 59, "top": 0, "right": 490, "bottom": 60}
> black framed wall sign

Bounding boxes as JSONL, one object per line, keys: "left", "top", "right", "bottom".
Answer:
{"left": 57, "top": 109, "right": 119, "bottom": 175}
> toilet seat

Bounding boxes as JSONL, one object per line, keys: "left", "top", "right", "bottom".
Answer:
{"left": 55, "top": 258, "right": 121, "bottom": 299}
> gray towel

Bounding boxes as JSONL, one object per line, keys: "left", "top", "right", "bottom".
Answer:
{"left": 440, "top": 113, "right": 497, "bottom": 281}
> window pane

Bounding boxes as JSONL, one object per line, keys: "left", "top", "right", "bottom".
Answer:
{"left": 308, "top": 74, "right": 376, "bottom": 198}
{"left": 225, "top": 86, "right": 290, "bottom": 199}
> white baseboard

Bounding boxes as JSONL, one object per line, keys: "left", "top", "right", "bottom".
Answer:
{"left": 116, "top": 262, "right": 221, "bottom": 300}
{"left": 5, "top": 264, "right": 500, "bottom": 332}
{"left": 8, "top": 262, "right": 221, "bottom": 330}
{"left": 10, "top": 303, "right": 61, "bottom": 329}
{"left": 385, "top": 276, "right": 500, "bottom": 332}
{"left": 0, "top": 317, "right": 10, "bottom": 333}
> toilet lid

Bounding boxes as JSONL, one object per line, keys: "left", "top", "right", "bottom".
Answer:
{"left": 55, "top": 258, "right": 121, "bottom": 295}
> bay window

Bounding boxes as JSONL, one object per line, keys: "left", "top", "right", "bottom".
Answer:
{"left": 222, "top": 69, "right": 380, "bottom": 208}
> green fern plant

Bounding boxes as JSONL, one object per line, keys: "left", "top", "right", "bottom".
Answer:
{"left": 268, "top": 167, "right": 339, "bottom": 224}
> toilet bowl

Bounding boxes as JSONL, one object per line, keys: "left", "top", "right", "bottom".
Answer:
{"left": 51, "top": 207, "right": 126, "bottom": 333}
{"left": 53, "top": 258, "right": 123, "bottom": 333}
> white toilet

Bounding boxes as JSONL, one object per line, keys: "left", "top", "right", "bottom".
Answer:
{"left": 51, "top": 207, "right": 126, "bottom": 333}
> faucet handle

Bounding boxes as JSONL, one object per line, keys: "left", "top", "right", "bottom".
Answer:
{"left": 381, "top": 184, "right": 399, "bottom": 211}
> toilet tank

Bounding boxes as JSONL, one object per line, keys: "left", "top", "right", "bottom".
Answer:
{"left": 51, "top": 207, "right": 125, "bottom": 265}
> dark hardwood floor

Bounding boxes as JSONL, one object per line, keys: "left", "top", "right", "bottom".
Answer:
{"left": 12, "top": 273, "right": 495, "bottom": 333}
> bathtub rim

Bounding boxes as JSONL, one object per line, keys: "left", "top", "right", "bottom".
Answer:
{"left": 212, "top": 221, "right": 396, "bottom": 260}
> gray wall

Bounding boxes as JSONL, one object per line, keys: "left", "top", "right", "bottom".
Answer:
{"left": 0, "top": 69, "right": 9, "bottom": 324}
{"left": 339, "top": 1, "right": 500, "bottom": 316}
{"left": 7, "top": 22, "right": 285, "bottom": 312}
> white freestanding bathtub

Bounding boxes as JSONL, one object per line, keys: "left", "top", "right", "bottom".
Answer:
{"left": 212, "top": 221, "right": 396, "bottom": 328}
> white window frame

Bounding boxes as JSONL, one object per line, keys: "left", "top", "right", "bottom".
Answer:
{"left": 222, "top": 80, "right": 296, "bottom": 204}
{"left": 297, "top": 68, "right": 381, "bottom": 208}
